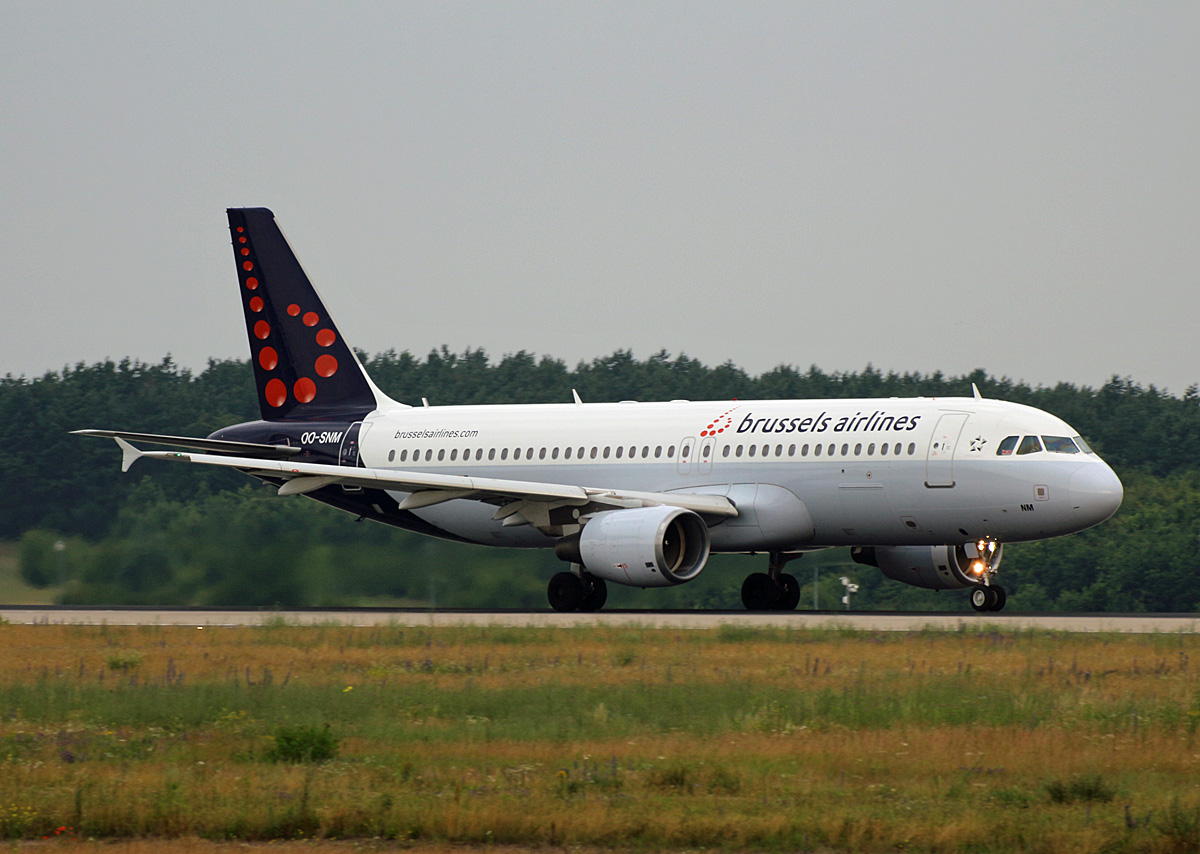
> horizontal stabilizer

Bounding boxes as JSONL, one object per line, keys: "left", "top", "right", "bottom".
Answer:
{"left": 73, "top": 429, "right": 301, "bottom": 459}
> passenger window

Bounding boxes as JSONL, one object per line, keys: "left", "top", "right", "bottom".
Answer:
{"left": 881, "top": 443, "right": 888, "bottom": 456}
{"left": 996, "top": 436, "right": 1019, "bottom": 456}
{"left": 513, "top": 448, "right": 521, "bottom": 461}
{"left": 736, "top": 445, "right": 744, "bottom": 457}
{"left": 867, "top": 443, "right": 875, "bottom": 455}
{"left": 590, "top": 447, "right": 598, "bottom": 459}
{"left": 501, "top": 448, "right": 509, "bottom": 461}
{"left": 893, "top": 443, "right": 901, "bottom": 456}
{"left": 854, "top": 443, "right": 862, "bottom": 455}
{"left": 488, "top": 448, "right": 496, "bottom": 461}
{"left": 749, "top": 445, "right": 757, "bottom": 458}
{"left": 1042, "top": 436, "right": 1080, "bottom": 454}
{"left": 388, "top": 449, "right": 396, "bottom": 462}
{"left": 722, "top": 445, "right": 731, "bottom": 458}
{"left": 539, "top": 447, "right": 547, "bottom": 460}
{"left": 450, "top": 449, "right": 457, "bottom": 462}
{"left": 565, "top": 447, "right": 573, "bottom": 460}
{"left": 907, "top": 443, "right": 915, "bottom": 455}
{"left": 603, "top": 446, "right": 611, "bottom": 459}
{"left": 840, "top": 444, "right": 848, "bottom": 456}
{"left": 828, "top": 444, "right": 837, "bottom": 456}
{"left": 616, "top": 446, "right": 624, "bottom": 459}
{"left": 788, "top": 444, "right": 796, "bottom": 456}
{"left": 801, "top": 444, "right": 809, "bottom": 456}
{"left": 654, "top": 446, "right": 662, "bottom": 458}
{"left": 814, "top": 444, "right": 822, "bottom": 457}
{"left": 425, "top": 449, "right": 433, "bottom": 462}
{"left": 551, "top": 447, "right": 559, "bottom": 459}
{"left": 527, "top": 448, "right": 534, "bottom": 459}
{"left": 578, "top": 447, "right": 584, "bottom": 459}
{"left": 642, "top": 446, "right": 650, "bottom": 458}
{"left": 399, "top": 450, "right": 408, "bottom": 463}
{"left": 761, "top": 444, "right": 769, "bottom": 457}
{"left": 1016, "top": 436, "right": 1042, "bottom": 455}
{"left": 668, "top": 445, "right": 675, "bottom": 457}
{"left": 629, "top": 446, "right": 637, "bottom": 458}
{"left": 702, "top": 444, "right": 711, "bottom": 458}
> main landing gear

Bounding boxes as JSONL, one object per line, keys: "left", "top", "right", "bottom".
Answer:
{"left": 547, "top": 567, "right": 608, "bottom": 612}
{"left": 741, "top": 551, "right": 801, "bottom": 611}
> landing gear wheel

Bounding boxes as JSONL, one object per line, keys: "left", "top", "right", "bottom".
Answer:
{"left": 989, "top": 585, "right": 1007, "bottom": 612}
{"left": 578, "top": 575, "right": 608, "bottom": 612}
{"left": 742, "top": 572, "right": 781, "bottom": 611}
{"left": 548, "top": 572, "right": 585, "bottom": 612}
{"left": 969, "top": 585, "right": 998, "bottom": 612}
{"left": 778, "top": 574, "right": 801, "bottom": 611}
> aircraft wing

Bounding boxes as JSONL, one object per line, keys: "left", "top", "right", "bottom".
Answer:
{"left": 103, "top": 436, "right": 738, "bottom": 521}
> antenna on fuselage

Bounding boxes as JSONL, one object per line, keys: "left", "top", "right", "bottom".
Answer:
{"left": 572, "top": 389, "right": 583, "bottom": 406}
{"left": 972, "top": 383, "right": 983, "bottom": 400}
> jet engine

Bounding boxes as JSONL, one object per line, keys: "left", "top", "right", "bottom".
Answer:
{"left": 851, "top": 542, "right": 1003, "bottom": 590}
{"left": 555, "top": 506, "right": 710, "bottom": 587}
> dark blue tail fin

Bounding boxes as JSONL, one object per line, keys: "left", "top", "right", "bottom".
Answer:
{"left": 228, "top": 208, "right": 387, "bottom": 421}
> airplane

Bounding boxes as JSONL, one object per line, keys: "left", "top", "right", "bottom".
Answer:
{"left": 76, "top": 208, "right": 1124, "bottom": 613}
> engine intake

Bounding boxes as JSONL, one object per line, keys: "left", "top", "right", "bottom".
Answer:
{"left": 852, "top": 543, "right": 1003, "bottom": 591}
{"left": 555, "top": 506, "right": 710, "bottom": 588}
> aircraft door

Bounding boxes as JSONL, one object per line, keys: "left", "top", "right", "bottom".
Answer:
{"left": 697, "top": 435, "right": 714, "bottom": 475}
{"left": 677, "top": 437, "right": 695, "bottom": 475}
{"left": 925, "top": 412, "right": 968, "bottom": 488}
{"left": 339, "top": 422, "right": 364, "bottom": 468}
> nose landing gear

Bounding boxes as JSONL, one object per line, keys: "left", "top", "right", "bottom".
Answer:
{"left": 967, "top": 539, "right": 1006, "bottom": 612}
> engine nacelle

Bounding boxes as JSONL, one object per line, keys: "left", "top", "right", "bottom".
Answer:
{"left": 555, "top": 506, "right": 710, "bottom": 588}
{"left": 851, "top": 543, "right": 1004, "bottom": 590}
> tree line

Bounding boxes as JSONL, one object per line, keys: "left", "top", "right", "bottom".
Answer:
{"left": 4, "top": 350, "right": 1198, "bottom": 610}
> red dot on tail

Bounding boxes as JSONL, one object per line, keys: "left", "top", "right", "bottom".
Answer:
{"left": 265, "top": 378, "right": 286, "bottom": 407}
{"left": 254, "top": 320, "right": 270, "bottom": 339}
{"left": 287, "top": 304, "right": 300, "bottom": 316}
{"left": 302, "top": 312, "right": 319, "bottom": 327}
{"left": 315, "top": 329, "right": 336, "bottom": 347}
{"left": 294, "top": 377, "right": 316, "bottom": 403}
{"left": 239, "top": 236, "right": 247, "bottom": 244}
{"left": 236, "top": 227, "right": 244, "bottom": 233}
{"left": 242, "top": 261, "right": 253, "bottom": 271}
{"left": 249, "top": 296, "right": 263, "bottom": 313}
{"left": 259, "top": 347, "right": 278, "bottom": 371}
{"left": 240, "top": 248, "right": 250, "bottom": 256}
{"left": 315, "top": 354, "right": 338, "bottom": 377}
{"left": 245, "top": 277, "right": 258, "bottom": 290}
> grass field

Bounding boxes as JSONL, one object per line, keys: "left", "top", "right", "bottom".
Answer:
{"left": 1, "top": 622, "right": 1199, "bottom": 853}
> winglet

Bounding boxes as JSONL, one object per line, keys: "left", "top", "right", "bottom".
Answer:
{"left": 972, "top": 383, "right": 983, "bottom": 400}
{"left": 114, "top": 437, "right": 144, "bottom": 473}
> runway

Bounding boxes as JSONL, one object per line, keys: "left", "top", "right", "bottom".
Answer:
{"left": 2, "top": 606, "right": 1198, "bottom": 632}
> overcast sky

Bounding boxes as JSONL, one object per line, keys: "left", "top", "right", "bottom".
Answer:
{"left": 2, "top": 3, "right": 1198, "bottom": 396}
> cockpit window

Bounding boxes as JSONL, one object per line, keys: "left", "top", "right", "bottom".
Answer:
{"left": 1016, "top": 435, "right": 1043, "bottom": 455}
{"left": 1042, "top": 436, "right": 1080, "bottom": 454}
{"left": 1073, "top": 435, "right": 1095, "bottom": 454}
{"left": 996, "top": 436, "right": 1019, "bottom": 456}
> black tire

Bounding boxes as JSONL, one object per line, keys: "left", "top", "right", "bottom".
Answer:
{"left": 741, "top": 572, "right": 781, "bottom": 611}
{"left": 989, "top": 585, "right": 1007, "bottom": 612}
{"left": 578, "top": 575, "right": 608, "bottom": 611}
{"left": 548, "top": 572, "right": 585, "bottom": 612}
{"left": 969, "top": 585, "right": 996, "bottom": 612}
{"left": 777, "top": 573, "right": 801, "bottom": 610}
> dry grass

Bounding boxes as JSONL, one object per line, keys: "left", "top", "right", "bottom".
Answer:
{"left": 2, "top": 623, "right": 1200, "bottom": 852}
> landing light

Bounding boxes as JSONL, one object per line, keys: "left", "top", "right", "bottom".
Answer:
{"left": 971, "top": 561, "right": 985, "bottom": 575}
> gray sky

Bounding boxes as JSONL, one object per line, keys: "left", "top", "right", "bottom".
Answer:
{"left": 3, "top": 2, "right": 1198, "bottom": 394}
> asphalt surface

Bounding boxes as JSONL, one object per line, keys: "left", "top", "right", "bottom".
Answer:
{"left": 2, "top": 606, "right": 1198, "bottom": 632}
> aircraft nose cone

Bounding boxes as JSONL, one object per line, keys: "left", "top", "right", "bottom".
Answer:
{"left": 1070, "top": 464, "right": 1123, "bottom": 527}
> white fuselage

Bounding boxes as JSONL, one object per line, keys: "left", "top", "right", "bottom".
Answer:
{"left": 346, "top": 396, "right": 1123, "bottom": 551}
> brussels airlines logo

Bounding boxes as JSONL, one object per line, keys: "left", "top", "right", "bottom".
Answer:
{"left": 699, "top": 407, "right": 738, "bottom": 438}
{"left": 732, "top": 410, "right": 923, "bottom": 435}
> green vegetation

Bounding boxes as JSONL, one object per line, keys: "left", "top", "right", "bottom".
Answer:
{"left": 1, "top": 623, "right": 1199, "bottom": 852}
{"left": 3, "top": 350, "right": 1199, "bottom": 609}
